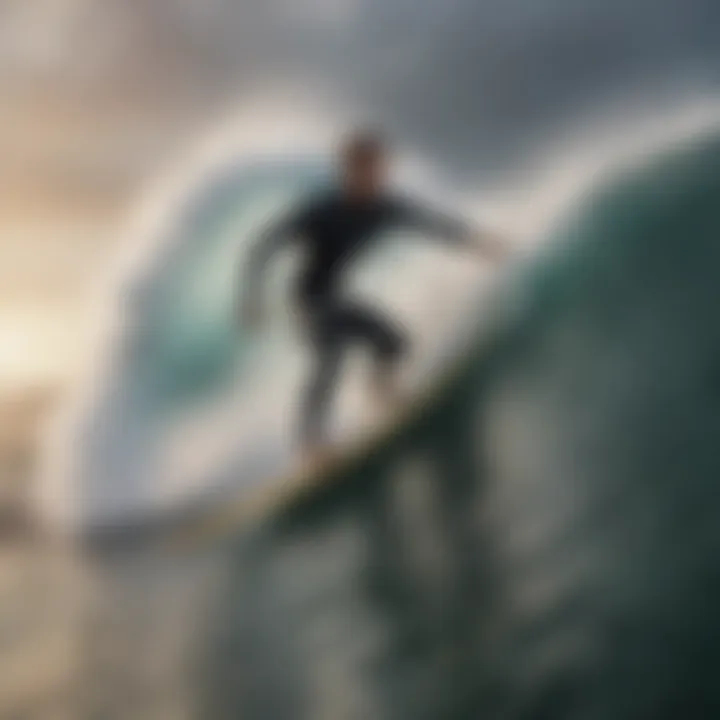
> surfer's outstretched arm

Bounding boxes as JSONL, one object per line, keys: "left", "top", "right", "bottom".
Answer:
{"left": 394, "top": 198, "right": 510, "bottom": 262}
{"left": 239, "top": 213, "right": 298, "bottom": 329}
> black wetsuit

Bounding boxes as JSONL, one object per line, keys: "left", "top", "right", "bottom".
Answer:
{"left": 247, "top": 189, "right": 469, "bottom": 445}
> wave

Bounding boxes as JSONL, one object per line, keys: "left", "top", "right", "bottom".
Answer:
{"left": 199, "top": 125, "right": 720, "bottom": 720}
{"left": 37, "top": 137, "right": 487, "bottom": 533}
{"left": 37, "top": 102, "right": 720, "bottom": 535}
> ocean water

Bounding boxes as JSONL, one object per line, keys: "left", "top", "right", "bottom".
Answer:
{"left": 197, "top": 130, "right": 720, "bottom": 720}
{"left": 4, "top": 126, "right": 720, "bottom": 719}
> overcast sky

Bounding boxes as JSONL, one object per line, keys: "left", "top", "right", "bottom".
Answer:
{"left": 0, "top": 0, "right": 719, "bottom": 391}
{"left": 0, "top": 0, "right": 718, "bottom": 180}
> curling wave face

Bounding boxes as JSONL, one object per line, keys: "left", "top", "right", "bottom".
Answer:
{"left": 38, "top": 150, "right": 486, "bottom": 533}
{"left": 39, "top": 157, "right": 326, "bottom": 531}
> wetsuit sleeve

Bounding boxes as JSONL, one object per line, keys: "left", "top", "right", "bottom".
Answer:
{"left": 389, "top": 197, "right": 472, "bottom": 245}
{"left": 240, "top": 202, "right": 312, "bottom": 310}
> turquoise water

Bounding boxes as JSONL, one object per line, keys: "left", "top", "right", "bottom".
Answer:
{"left": 125, "top": 159, "right": 329, "bottom": 409}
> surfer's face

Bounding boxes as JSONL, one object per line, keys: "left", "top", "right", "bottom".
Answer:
{"left": 343, "top": 149, "right": 387, "bottom": 200}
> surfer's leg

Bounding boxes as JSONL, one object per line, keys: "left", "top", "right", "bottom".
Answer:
{"left": 298, "top": 300, "right": 407, "bottom": 449}
{"left": 342, "top": 302, "right": 409, "bottom": 410}
{"left": 298, "top": 307, "right": 345, "bottom": 453}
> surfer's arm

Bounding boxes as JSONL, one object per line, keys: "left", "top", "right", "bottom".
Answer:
{"left": 393, "top": 198, "right": 509, "bottom": 262}
{"left": 239, "top": 213, "right": 299, "bottom": 328}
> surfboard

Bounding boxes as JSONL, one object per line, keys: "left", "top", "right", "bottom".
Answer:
{"left": 176, "top": 325, "right": 482, "bottom": 549}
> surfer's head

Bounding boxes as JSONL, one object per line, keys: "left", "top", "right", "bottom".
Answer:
{"left": 339, "top": 130, "right": 388, "bottom": 200}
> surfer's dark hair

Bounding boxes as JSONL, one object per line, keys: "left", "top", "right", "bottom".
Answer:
{"left": 341, "top": 130, "right": 386, "bottom": 165}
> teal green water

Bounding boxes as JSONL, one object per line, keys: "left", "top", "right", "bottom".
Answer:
{"left": 130, "top": 160, "right": 329, "bottom": 409}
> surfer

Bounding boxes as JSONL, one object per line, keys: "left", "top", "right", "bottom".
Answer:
{"left": 241, "top": 130, "right": 506, "bottom": 463}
